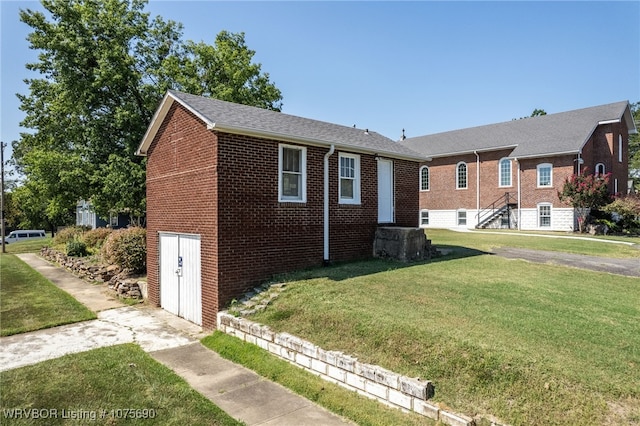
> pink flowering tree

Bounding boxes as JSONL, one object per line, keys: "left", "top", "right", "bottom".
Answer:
{"left": 558, "top": 169, "right": 612, "bottom": 232}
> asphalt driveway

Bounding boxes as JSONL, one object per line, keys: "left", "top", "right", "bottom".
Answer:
{"left": 490, "top": 247, "right": 640, "bottom": 277}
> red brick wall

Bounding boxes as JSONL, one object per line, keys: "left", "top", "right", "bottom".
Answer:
{"left": 146, "top": 103, "right": 219, "bottom": 328}
{"left": 419, "top": 150, "right": 516, "bottom": 211}
{"left": 146, "top": 103, "right": 420, "bottom": 328}
{"left": 215, "top": 140, "right": 419, "bottom": 308}
{"left": 581, "top": 122, "right": 629, "bottom": 195}
{"left": 517, "top": 156, "right": 574, "bottom": 208}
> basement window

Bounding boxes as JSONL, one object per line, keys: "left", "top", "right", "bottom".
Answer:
{"left": 538, "top": 203, "right": 551, "bottom": 227}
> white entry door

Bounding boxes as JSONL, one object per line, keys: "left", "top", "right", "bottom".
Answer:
{"left": 159, "top": 233, "right": 202, "bottom": 325}
{"left": 377, "top": 159, "right": 394, "bottom": 223}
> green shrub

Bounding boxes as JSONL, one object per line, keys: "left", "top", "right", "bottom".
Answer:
{"left": 53, "top": 226, "right": 89, "bottom": 246}
{"left": 66, "top": 240, "right": 88, "bottom": 257}
{"left": 83, "top": 228, "right": 113, "bottom": 249}
{"left": 101, "top": 227, "right": 146, "bottom": 273}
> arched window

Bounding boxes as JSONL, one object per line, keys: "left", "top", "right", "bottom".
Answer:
{"left": 499, "top": 158, "right": 512, "bottom": 187}
{"left": 420, "top": 166, "right": 429, "bottom": 191}
{"left": 456, "top": 162, "right": 467, "bottom": 189}
{"left": 618, "top": 135, "right": 623, "bottom": 163}
{"left": 595, "top": 163, "right": 605, "bottom": 176}
{"left": 537, "top": 163, "right": 553, "bottom": 187}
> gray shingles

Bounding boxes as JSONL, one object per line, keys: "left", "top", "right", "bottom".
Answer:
{"left": 170, "top": 90, "right": 425, "bottom": 160}
{"left": 400, "top": 101, "right": 630, "bottom": 159}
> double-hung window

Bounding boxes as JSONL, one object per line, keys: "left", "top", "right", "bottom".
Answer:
{"left": 456, "top": 162, "right": 467, "bottom": 189}
{"left": 420, "top": 209, "right": 429, "bottom": 226}
{"left": 538, "top": 204, "right": 551, "bottom": 227}
{"left": 279, "top": 144, "right": 306, "bottom": 202}
{"left": 339, "top": 153, "right": 360, "bottom": 204}
{"left": 537, "top": 163, "right": 552, "bottom": 187}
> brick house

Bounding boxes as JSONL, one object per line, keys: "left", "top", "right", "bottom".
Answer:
{"left": 136, "top": 90, "right": 424, "bottom": 328}
{"left": 400, "top": 101, "right": 637, "bottom": 231}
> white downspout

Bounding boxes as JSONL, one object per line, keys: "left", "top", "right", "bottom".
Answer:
{"left": 515, "top": 158, "right": 521, "bottom": 230}
{"left": 324, "top": 145, "right": 335, "bottom": 265}
{"left": 474, "top": 151, "right": 480, "bottom": 227}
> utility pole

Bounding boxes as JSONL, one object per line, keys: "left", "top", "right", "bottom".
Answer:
{"left": 1, "top": 141, "right": 6, "bottom": 253}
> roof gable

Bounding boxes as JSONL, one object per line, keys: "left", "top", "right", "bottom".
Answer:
{"left": 137, "top": 90, "right": 426, "bottom": 161}
{"left": 400, "top": 101, "right": 634, "bottom": 159}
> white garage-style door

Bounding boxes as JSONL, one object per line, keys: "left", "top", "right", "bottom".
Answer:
{"left": 159, "top": 233, "right": 202, "bottom": 325}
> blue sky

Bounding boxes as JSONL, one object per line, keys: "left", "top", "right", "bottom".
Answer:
{"left": 2, "top": 1, "right": 639, "bottom": 166}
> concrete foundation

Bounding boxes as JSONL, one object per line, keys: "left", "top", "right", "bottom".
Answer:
{"left": 373, "top": 227, "right": 432, "bottom": 262}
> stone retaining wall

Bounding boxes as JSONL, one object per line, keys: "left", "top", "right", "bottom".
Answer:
{"left": 217, "top": 312, "right": 476, "bottom": 426}
{"left": 39, "top": 248, "right": 147, "bottom": 300}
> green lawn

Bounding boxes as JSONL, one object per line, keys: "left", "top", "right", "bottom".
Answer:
{"left": 246, "top": 230, "right": 640, "bottom": 425}
{"left": 429, "top": 228, "right": 640, "bottom": 258}
{"left": 0, "top": 344, "right": 243, "bottom": 426}
{"left": 0, "top": 254, "right": 96, "bottom": 336}
{"left": 2, "top": 237, "right": 51, "bottom": 254}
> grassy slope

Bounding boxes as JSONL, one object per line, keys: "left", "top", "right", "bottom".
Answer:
{"left": 246, "top": 231, "right": 640, "bottom": 425}
{"left": 0, "top": 254, "right": 96, "bottom": 336}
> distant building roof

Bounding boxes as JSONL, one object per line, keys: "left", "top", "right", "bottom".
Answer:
{"left": 137, "top": 90, "right": 426, "bottom": 161}
{"left": 400, "top": 101, "right": 636, "bottom": 159}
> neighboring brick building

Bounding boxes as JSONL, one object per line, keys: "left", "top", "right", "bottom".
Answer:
{"left": 401, "top": 101, "right": 637, "bottom": 231}
{"left": 136, "top": 90, "right": 424, "bottom": 328}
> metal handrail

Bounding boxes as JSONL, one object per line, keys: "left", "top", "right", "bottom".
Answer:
{"left": 476, "top": 192, "right": 516, "bottom": 227}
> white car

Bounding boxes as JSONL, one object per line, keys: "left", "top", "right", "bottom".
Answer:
{"left": 4, "top": 230, "right": 47, "bottom": 244}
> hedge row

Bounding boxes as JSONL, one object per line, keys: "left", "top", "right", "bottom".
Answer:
{"left": 53, "top": 226, "right": 146, "bottom": 273}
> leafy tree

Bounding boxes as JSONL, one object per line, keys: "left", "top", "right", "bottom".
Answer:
{"left": 558, "top": 169, "right": 612, "bottom": 232}
{"left": 603, "top": 195, "right": 640, "bottom": 234}
{"left": 13, "top": 0, "right": 282, "bottom": 230}
{"left": 530, "top": 108, "right": 547, "bottom": 117}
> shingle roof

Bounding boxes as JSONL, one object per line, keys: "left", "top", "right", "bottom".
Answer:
{"left": 137, "top": 90, "right": 426, "bottom": 161}
{"left": 400, "top": 101, "right": 634, "bottom": 159}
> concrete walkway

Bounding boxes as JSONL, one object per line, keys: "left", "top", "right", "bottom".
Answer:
{"left": 4, "top": 254, "right": 353, "bottom": 426}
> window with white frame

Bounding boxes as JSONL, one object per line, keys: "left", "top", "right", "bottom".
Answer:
{"left": 537, "top": 163, "right": 553, "bottom": 187}
{"left": 457, "top": 210, "right": 467, "bottom": 226}
{"left": 339, "top": 153, "right": 360, "bottom": 204}
{"left": 499, "top": 158, "right": 512, "bottom": 187}
{"left": 109, "top": 213, "right": 118, "bottom": 228}
{"left": 420, "top": 166, "right": 430, "bottom": 191}
{"left": 279, "top": 144, "right": 306, "bottom": 202}
{"left": 420, "top": 209, "right": 429, "bottom": 226}
{"left": 456, "top": 162, "right": 467, "bottom": 189}
{"left": 538, "top": 203, "right": 551, "bottom": 227}
{"left": 595, "top": 163, "right": 606, "bottom": 176}
{"left": 618, "top": 135, "right": 623, "bottom": 163}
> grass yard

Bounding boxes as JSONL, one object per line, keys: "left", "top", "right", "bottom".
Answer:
{"left": 0, "top": 254, "right": 96, "bottom": 336}
{"left": 0, "top": 344, "right": 243, "bottom": 426}
{"left": 429, "top": 228, "right": 640, "bottom": 259}
{"left": 2, "top": 237, "right": 51, "bottom": 254}
{"left": 247, "top": 230, "right": 640, "bottom": 425}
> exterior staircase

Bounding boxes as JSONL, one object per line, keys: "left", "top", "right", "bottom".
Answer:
{"left": 476, "top": 192, "right": 518, "bottom": 229}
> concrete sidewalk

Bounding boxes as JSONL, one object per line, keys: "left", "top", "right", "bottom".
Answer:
{"left": 5, "top": 253, "right": 353, "bottom": 425}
